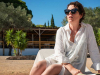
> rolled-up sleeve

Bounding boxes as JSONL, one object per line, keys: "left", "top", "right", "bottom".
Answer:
{"left": 87, "top": 25, "right": 100, "bottom": 70}
{"left": 54, "top": 27, "right": 70, "bottom": 64}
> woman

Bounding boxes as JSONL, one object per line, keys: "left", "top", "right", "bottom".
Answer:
{"left": 30, "top": 1, "right": 100, "bottom": 75}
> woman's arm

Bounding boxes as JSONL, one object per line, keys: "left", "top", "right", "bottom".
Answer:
{"left": 87, "top": 24, "right": 100, "bottom": 71}
{"left": 54, "top": 27, "right": 70, "bottom": 63}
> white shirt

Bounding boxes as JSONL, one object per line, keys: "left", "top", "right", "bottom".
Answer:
{"left": 53, "top": 22, "right": 100, "bottom": 71}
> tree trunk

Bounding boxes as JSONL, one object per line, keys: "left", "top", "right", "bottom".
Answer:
{"left": 17, "top": 48, "right": 20, "bottom": 56}
{"left": 20, "top": 50, "right": 22, "bottom": 56}
{"left": 8, "top": 45, "right": 12, "bottom": 56}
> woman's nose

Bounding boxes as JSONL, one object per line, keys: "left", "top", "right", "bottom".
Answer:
{"left": 69, "top": 11, "right": 72, "bottom": 15}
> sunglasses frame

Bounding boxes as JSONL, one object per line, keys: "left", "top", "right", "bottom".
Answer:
{"left": 64, "top": 8, "right": 79, "bottom": 15}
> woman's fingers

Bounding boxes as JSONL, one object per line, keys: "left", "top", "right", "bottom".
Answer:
{"left": 75, "top": 70, "right": 82, "bottom": 75}
{"left": 78, "top": 70, "right": 82, "bottom": 73}
{"left": 63, "top": 65, "right": 83, "bottom": 75}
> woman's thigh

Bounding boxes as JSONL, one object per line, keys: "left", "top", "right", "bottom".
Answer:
{"left": 30, "top": 60, "right": 47, "bottom": 75}
{"left": 33, "top": 60, "right": 47, "bottom": 68}
{"left": 42, "top": 64, "right": 62, "bottom": 75}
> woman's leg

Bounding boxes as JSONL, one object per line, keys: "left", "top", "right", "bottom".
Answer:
{"left": 41, "top": 64, "right": 62, "bottom": 75}
{"left": 29, "top": 60, "right": 47, "bottom": 75}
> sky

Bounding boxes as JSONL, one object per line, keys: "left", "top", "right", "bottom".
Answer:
{"left": 22, "top": 0, "right": 100, "bottom": 27}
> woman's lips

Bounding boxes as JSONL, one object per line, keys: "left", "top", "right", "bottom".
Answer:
{"left": 69, "top": 15, "right": 73, "bottom": 18}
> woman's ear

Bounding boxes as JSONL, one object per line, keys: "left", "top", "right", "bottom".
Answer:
{"left": 80, "top": 13, "right": 83, "bottom": 19}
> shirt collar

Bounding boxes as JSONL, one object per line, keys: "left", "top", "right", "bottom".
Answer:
{"left": 64, "top": 22, "right": 86, "bottom": 31}
{"left": 81, "top": 22, "right": 87, "bottom": 27}
{"left": 64, "top": 23, "right": 70, "bottom": 31}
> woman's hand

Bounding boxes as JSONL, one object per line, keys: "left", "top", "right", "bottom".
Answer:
{"left": 70, "top": 67, "right": 82, "bottom": 75}
{"left": 63, "top": 64, "right": 82, "bottom": 75}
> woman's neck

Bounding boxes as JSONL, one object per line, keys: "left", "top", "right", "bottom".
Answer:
{"left": 69, "top": 23, "right": 81, "bottom": 32}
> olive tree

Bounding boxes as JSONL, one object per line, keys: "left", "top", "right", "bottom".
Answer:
{"left": 0, "top": 2, "right": 32, "bottom": 30}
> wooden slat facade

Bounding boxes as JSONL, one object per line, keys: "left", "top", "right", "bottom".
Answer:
{"left": 0, "top": 27, "right": 59, "bottom": 52}
{"left": 26, "top": 28, "right": 58, "bottom": 49}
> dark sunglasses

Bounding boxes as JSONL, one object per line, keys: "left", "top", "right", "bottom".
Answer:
{"left": 64, "top": 8, "right": 79, "bottom": 15}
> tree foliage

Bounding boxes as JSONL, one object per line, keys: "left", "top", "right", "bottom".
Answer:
{"left": 95, "top": 28, "right": 100, "bottom": 46}
{"left": 61, "top": 16, "right": 68, "bottom": 26}
{"left": 48, "top": 21, "right": 49, "bottom": 27}
{"left": 36, "top": 25, "right": 44, "bottom": 27}
{"left": 83, "top": 7, "right": 100, "bottom": 29}
{"left": 0, "top": 2, "right": 32, "bottom": 30}
{"left": 0, "top": 0, "right": 33, "bottom": 17}
{"left": 31, "top": 23, "right": 36, "bottom": 27}
{"left": 5, "top": 29, "right": 28, "bottom": 56}
{"left": 51, "top": 14, "right": 55, "bottom": 28}
{"left": 44, "top": 22, "right": 46, "bottom": 27}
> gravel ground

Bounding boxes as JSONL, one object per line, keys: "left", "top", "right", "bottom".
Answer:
{"left": 86, "top": 58, "right": 98, "bottom": 74}
{"left": 0, "top": 56, "right": 98, "bottom": 75}
{"left": 0, "top": 56, "right": 34, "bottom": 75}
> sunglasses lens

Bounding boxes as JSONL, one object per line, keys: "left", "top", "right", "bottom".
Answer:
{"left": 64, "top": 8, "right": 78, "bottom": 15}
{"left": 64, "top": 9, "right": 70, "bottom": 15}
{"left": 71, "top": 9, "right": 76, "bottom": 14}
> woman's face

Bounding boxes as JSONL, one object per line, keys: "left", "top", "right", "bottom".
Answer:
{"left": 67, "top": 5, "right": 82, "bottom": 23}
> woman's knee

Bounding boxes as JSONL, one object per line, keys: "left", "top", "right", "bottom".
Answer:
{"left": 33, "top": 60, "right": 46, "bottom": 69}
{"left": 42, "top": 64, "right": 62, "bottom": 75}
{"left": 30, "top": 60, "right": 47, "bottom": 75}
{"left": 48, "top": 64, "right": 62, "bottom": 71}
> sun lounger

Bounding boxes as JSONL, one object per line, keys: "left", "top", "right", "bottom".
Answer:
{"left": 34, "top": 49, "right": 96, "bottom": 75}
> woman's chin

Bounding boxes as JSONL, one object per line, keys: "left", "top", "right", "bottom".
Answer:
{"left": 68, "top": 20, "right": 74, "bottom": 23}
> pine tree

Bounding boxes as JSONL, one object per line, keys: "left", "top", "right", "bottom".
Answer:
{"left": 51, "top": 14, "right": 55, "bottom": 28}
{"left": 44, "top": 22, "right": 46, "bottom": 27}
{"left": 48, "top": 21, "right": 49, "bottom": 27}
